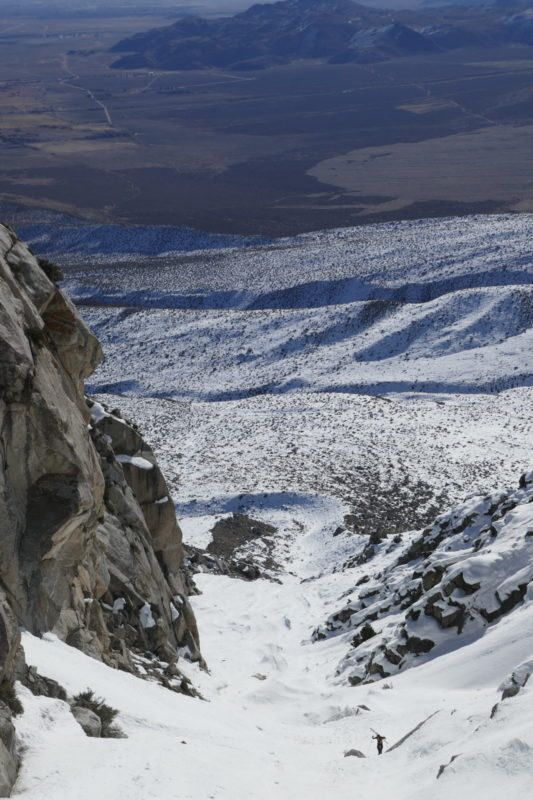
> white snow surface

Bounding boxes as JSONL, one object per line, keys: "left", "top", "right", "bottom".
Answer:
{"left": 15, "top": 566, "right": 533, "bottom": 800}
{"left": 116, "top": 454, "right": 154, "bottom": 471}
{"left": 72, "top": 212, "right": 533, "bottom": 563}
{"left": 179, "top": 514, "right": 232, "bottom": 549}
{"left": 139, "top": 603, "right": 157, "bottom": 630}
{"left": 37, "top": 213, "right": 532, "bottom": 400}
{"left": 325, "top": 476, "right": 533, "bottom": 684}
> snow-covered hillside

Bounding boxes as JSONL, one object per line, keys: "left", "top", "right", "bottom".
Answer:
{"left": 25, "top": 214, "right": 533, "bottom": 304}
{"left": 17, "top": 221, "right": 268, "bottom": 258}
{"left": 31, "top": 213, "right": 531, "bottom": 400}
{"left": 10, "top": 213, "right": 533, "bottom": 799}
{"left": 40, "top": 212, "right": 533, "bottom": 537}
{"left": 19, "top": 211, "right": 533, "bottom": 539}
{"left": 91, "top": 389, "right": 533, "bottom": 557}
{"left": 317, "top": 470, "right": 533, "bottom": 686}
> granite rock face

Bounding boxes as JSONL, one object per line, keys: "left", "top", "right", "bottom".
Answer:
{"left": 0, "top": 702, "right": 18, "bottom": 797}
{"left": 87, "top": 401, "right": 201, "bottom": 667}
{"left": 0, "top": 567, "right": 24, "bottom": 796}
{"left": 0, "top": 222, "right": 201, "bottom": 680}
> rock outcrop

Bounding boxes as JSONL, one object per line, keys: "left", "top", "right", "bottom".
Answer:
{"left": 0, "top": 222, "right": 202, "bottom": 791}
{"left": 86, "top": 399, "right": 201, "bottom": 666}
{"left": 314, "top": 470, "right": 533, "bottom": 686}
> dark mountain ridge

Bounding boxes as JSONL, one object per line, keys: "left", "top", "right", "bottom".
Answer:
{"left": 110, "top": 0, "right": 533, "bottom": 70}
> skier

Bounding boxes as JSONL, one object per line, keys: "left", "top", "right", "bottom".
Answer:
{"left": 372, "top": 733, "right": 386, "bottom": 755}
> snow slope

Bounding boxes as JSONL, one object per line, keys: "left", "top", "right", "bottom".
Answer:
{"left": 15, "top": 544, "right": 533, "bottom": 800}
{"left": 10, "top": 213, "right": 533, "bottom": 799}
{"left": 21, "top": 214, "right": 533, "bottom": 300}
{"left": 15, "top": 216, "right": 269, "bottom": 257}
{"left": 81, "top": 285, "right": 533, "bottom": 399}
{"left": 317, "top": 470, "right": 533, "bottom": 685}
{"left": 63, "top": 213, "right": 532, "bottom": 537}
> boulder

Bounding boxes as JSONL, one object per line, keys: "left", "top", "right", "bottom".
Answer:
{"left": 71, "top": 706, "right": 102, "bottom": 737}
{"left": 23, "top": 666, "right": 67, "bottom": 700}
{"left": 501, "top": 685, "right": 520, "bottom": 700}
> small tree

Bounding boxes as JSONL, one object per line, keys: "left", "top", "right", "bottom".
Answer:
{"left": 0, "top": 679, "right": 23, "bottom": 716}
{"left": 72, "top": 689, "right": 123, "bottom": 737}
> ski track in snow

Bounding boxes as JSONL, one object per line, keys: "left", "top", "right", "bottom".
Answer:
{"left": 11, "top": 213, "right": 533, "bottom": 798}
{"left": 15, "top": 571, "right": 533, "bottom": 800}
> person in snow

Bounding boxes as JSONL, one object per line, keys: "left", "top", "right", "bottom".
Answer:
{"left": 372, "top": 734, "right": 386, "bottom": 754}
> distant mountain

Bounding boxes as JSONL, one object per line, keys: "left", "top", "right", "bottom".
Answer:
{"left": 109, "top": 0, "right": 418, "bottom": 69}
{"left": 109, "top": 0, "right": 533, "bottom": 70}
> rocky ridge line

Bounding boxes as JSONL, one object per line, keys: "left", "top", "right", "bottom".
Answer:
{"left": 313, "top": 470, "right": 533, "bottom": 685}
{"left": 109, "top": 0, "right": 533, "bottom": 72}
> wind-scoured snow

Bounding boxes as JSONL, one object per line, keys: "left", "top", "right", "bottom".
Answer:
{"left": 17, "top": 222, "right": 268, "bottom": 257}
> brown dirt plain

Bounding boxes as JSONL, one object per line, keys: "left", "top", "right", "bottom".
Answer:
{"left": 2, "top": 13, "right": 533, "bottom": 234}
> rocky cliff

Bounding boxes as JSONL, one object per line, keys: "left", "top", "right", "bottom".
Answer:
{"left": 0, "top": 224, "right": 201, "bottom": 793}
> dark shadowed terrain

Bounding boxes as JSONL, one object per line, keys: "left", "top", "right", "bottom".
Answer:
{"left": 2, "top": 0, "right": 533, "bottom": 234}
